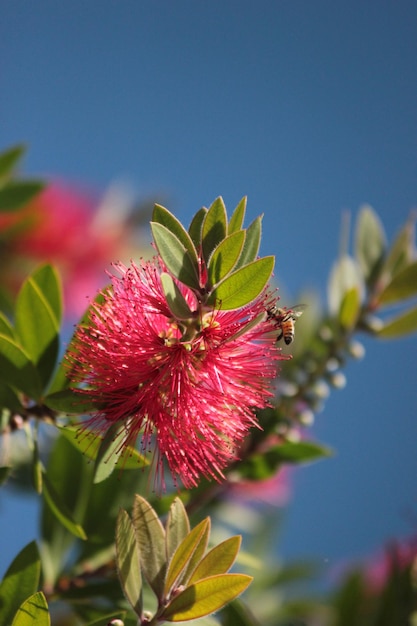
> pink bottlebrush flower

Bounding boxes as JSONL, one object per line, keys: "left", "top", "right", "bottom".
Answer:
{"left": 69, "top": 258, "right": 285, "bottom": 490}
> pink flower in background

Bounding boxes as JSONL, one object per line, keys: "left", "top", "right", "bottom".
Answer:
{"left": 69, "top": 259, "right": 283, "bottom": 489}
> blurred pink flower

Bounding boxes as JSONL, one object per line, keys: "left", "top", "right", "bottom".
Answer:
{"left": 363, "top": 537, "right": 417, "bottom": 593}
{"left": 229, "top": 467, "right": 292, "bottom": 507}
{"left": 68, "top": 259, "right": 284, "bottom": 489}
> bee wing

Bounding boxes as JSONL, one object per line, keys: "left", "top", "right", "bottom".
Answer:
{"left": 289, "top": 304, "right": 307, "bottom": 318}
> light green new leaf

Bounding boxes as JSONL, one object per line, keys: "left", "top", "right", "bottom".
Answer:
{"left": 0, "top": 180, "right": 45, "bottom": 212}
{"left": 0, "top": 144, "right": 26, "bottom": 181}
{"left": 208, "top": 230, "right": 246, "bottom": 286}
{"left": 377, "top": 305, "right": 417, "bottom": 339}
{"left": 164, "top": 518, "right": 210, "bottom": 597}
{"left": 0, "top": 542, "right": 41, "bottom": 626}
{"left": 188, "top": 536, "right": 241, "bottom": 585}
{"left": 132, "top": 495, "right": 167, "bottom": 599}
{"left": 234, "top": 216, "right": 262, "bottom": 270}
{"left": 207, "top": 256, "right": 274, "bottom": 310}
{"left": 355, "top": 204, "right": 386, "bottom": 280}
{"left": 151, "top": 222, "right": 200, "bottom": 290}
{"left": 339, "top": 287, "right": 361, "bottom": 330}
{"left": 327, "top": 254, "right": 364, "bottom": 317}
{"left": 228, "top": 197, "right": 246, "bottom": 234}
{"left": 188, "top": 207, "right": 208, "bottom": 250}
{"left": 153, "top": 204, "right": 199, "bottom": 267}
{"left": 376, "top": 261, "right": 417, "bottom": 306}
{"left": 381, "top": 216, "right": 415, "bottom": 280}
{"left": 11, "top": 592, "right": 49, "bottom": 626}
{"left": 42, "top": 471, "right": 87, "bottom": 540}
{"left": 161, "top": 273, "right": 194, "bottom": 320}
{"left": 161, "top": 574, "right": 253, "bottom": 622}
{"left": 0, "top": 334, "right": 42, "bottom": 400}
{"left": 115, "top": 509, "right": 143, "bottom": 616}
{"left": 166, "top": 497, "right": 191, "bottom": 561}
{"left": 201, "top": 197, "right": 228, "bottom": 263}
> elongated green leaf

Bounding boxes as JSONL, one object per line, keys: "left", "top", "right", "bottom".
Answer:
{"left": 151, "top": 222, "right": 200, "bottom": 290}
{"left": 327, "top": 255, "right": 364, "bottom": 316}
{"left": 31, "top": 264, "right": 63, "bottom": 326}
{"left": 153, "top": 205, "right": 199, "bottom": 267}
{"left": 0, "top": 180, "right": 44, "bottom": 212}
{"left": 339, "top": 287, "right": 361, "bottom": 330}
{"left": 166, "top": 498, "right": 191, "bottom": 562}
{"left": 0, "top": 334, "right": 42, "bottom": 399}
{"left": 11, "top": 592, "right": 49, "bottom": 626}
{"left": 161, "top": 273, "right": 194, "bottom": 320}
{"left": 115, "top": 509, "right": 143, "bottom": 616}
{"left": 0, "top": 312, "right": 15, "bottom": 339}
{"left": 201, "top": 197, "right": 228, "bottom": 263}
{"left": 91, "top": 422, "right": 148, "bottom": 484}
{"left": 234, "top": 216, "right": 262, "bottom": 270}
{"left": 0, "top": 542, "right": 41, "bottom": 626}
{"left": 161, "top": 574, "right": 253, "bottom": 622}
{"left": 42, "top": 471, "right": 87, "bottom": 540}
{"left": 188, "top": 207, "right": 207, "bottom": 250}
{"left": 207, "top": 256, "right": 274, "bottom": 310}
{"left": 189, "top": 536, "right": 241, "bottom": 585}
{"left": 228, "top": 197, "right": 246, "bottom": 234}
{"left": 273, "top": 440, "right": 333, "bottom": 464}
{"left": 381, "top": 217, "right": 415, "bottom": 280}
{"left": 355, "top": 204, "right": 386, "bottom": 280}
{"left": 208, "top": 231, "right": 246, "bottom": 286}
{"left": 164, "top": 518, "right": 210, "bottom": 596}
{"left": 0, "top": 466, "right": 12, "bottom": 485}
{"left": 377, "top": 305, "right": 417, "bottom": 339}
{"left": 0, "top": 144, "right": 26, "bottom": 181}
{"left": 45, "top": 388, "right": 100, "bottom": 414}
{"left": 377, "top": 261, "right": 417, "bottom": 306}
{"left": 132, "top": 495, "right": 166, "bottom": 598}
{"left": 0, "top": 381, "right": 23, "bottom": 412}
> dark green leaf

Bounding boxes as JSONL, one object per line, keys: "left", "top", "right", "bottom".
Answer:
{"left": 161, "top": 574, "right": 253, "bottom": 622}
{"left": 208, "top": 231, "right": 246, "bottom": 286}
{"left": 161, "top": 273, "right": 194, "bottom": 320}
{"left": 0, "top": 144, "right": 26, "bottom": 181}
{"left": 207, "top": 256, "right": 274, "bottom": 310}
{"left": 11, "top": 591, "right": 50, "bottom": 626}
{"left": 132, "top": 495, "right": 167, "bottom": 599}
{"left": 115, "top": 509, "right": 143, "bottom": 616}
{"left": 188, "top": 536, "right": 241, "bottom": 584}
{"left": 201, "top": 197, "right": 228, "bottom": 263}
{"left": 221, "top": 598, "right": 260, "bottom": 626}
{"left": 355, "top": 204, "right": 386, "bottom": 280}
{"left": 0, "top": 542, "right": 41, "bottom": 626}
{"left": 164, "top": 518, "right": 210, "bottom": 596}
{"left": 83, "top": 612, "right": 127, "bottom": 626}
{"left": 377, "top": 305, "right": 417, "bottom": 339}
{"left": 274, "top": 441, "right": 333, "bottom": 464}
{"left": 42, "top": 471, "right": 87, "bottom": 540}
{"left": 0, "top": 381, "right": 23, "bottom": 412}
{"left": 45, "top": 388, "right": 100, "bottom": 414}
{"left": 377, "top": 261, "right": 417, "bottom": 306}
{"left": 188, "top": 207, "right": 208, "bottom": 250}
{"left": 0, "top": 312, "right": 15, "bottom": 338}
{"left": 228, "top": 197, "right": 247, "bottom": 234}
{"left": 166, "top": 497, "right": 191, "bottom": 561}
{"left": 0, "top": 180, "right": 45, "bottom": 212}
{"left": 151, "top": 222, "right": 200, "bottom": 290}
{"left": 234, "top": 216, "right": 262, "bottom": 270}
{"left": 0, "top": 466, "right": 12, "bottom": 485}
{"left": 153, "top": 204, "right": 199, "bottom": 267}
{"left": 0, "top": 334, "right": 42, "bottom": 399}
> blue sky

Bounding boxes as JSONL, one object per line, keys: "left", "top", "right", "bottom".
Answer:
{"left": 1, "top": 1, "right": 417, "bottom": 582}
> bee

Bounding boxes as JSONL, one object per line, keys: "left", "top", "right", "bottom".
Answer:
{"left": 266, "top": 304, "right": 306, "bottom": 345}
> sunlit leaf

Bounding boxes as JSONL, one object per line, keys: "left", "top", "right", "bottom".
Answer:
{"left": 377, "top": 261, "right": 417, "bottom": 306}
{"left": 377, "top": 305, "right": 417, "bottom": 339}
{"left": 228, "top": 197, "right": 246, "bottom": 234}
{"left": 11, "top": 592, "right": 50, "bottom": 626}
{"left": 164, "top": 518, "right": 210, "bottom": 596}
{"left": 0, "top": 542, "right": 41, "bottom": 626}
{"left": 339, "top": 287, "right": 361, "bottom": 330}
{"left": 0, "top": 334, "right": 42, "bottom": 400}
{"left": 115, "top": 509, "right": 143, "bottom": 616}
{"left": 42, "top": 471, "right": 87, "bottom": 540}
{"left": 234, "top": 216, "right": 262, "bottom": 270}
{"left": 207, "top": 230, "right": 246, "bottom": 286}
{"left": 188, "top": 207, "right": 207, "bottom": 250}
{"left": 151, "top": 222, "right": 200, "bottom": 290}
{"left": 0, "top": 180, "right": 44, "bottom": 212}
{"left": 161, "top": 273, "right": 194, "bottom": 320}
{"left": 0, "top": 144, "right": 26, "bottom": 181}
{"left": 188, "top": 536, "right": 241, "bottom": 584}
{"left": 161, "top": 574, "right": 253, "bottom": 622}
{"left": 0, "top": 311, "right": 15, "bottom": 338}
{"left": 201, "top": 197, "right": 228, "bottom": 263}
{"left": 355, "top": 204, "right": 386, "bottom": 281}
{"left": 153, "top": 204, "right": 199, "bottom": 267}
{"left": 166, "top": 497, "right": 191, "bottom": 561}
{"left": 207, "top": 256, "right": 274, "bottom": 310}
{"left": 132, "top": 495, "right": 166, "bottom": 599}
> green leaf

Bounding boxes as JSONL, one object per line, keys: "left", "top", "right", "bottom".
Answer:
{"left": 273, "top": 441, "right": 333, "bottom": 464}
{"left": 45, "top": 388, "right": 100, "bottom": 414}
{"left": 83, "top": 612, "right": 127, "bottom": 626}
{"left": 188, "top": 536, "right": 241, "bottom": 585}
{"left": 208, "top": 231, "right": 246, "bottom": 286}
{"left": 355, "top": 204, "right": 386, "bottom": 280}
{"left": 234, "top": 216, "right": 262, "bottom": 270}
{"left": 0, "top": 334, "right": 42, "bottom": 400}
{"left": 115, "top": 509, "right": 143, "bottom": 616}
{"left": 0, "top": 312, "right": 15, "bottom": 339}
{"left": 166, "top": 497, "right": 191, "bottom": 561}
{"left": 377, "top": 305, "right": 417, "bottom": 339}
{"left": 339, "top": 287, "right": 361, "bottom": 330}
{"left": 0, "top": 144, "right": 26, "bottom": 181}
{"left": 228, "top": 197, "right": 246, "bottom": 234}
{"left": 132, "top": 495, "right": 167, "bottom": 599}
{"left": 151, "top": 222, "right": 200, "bottom": 290}
{"left": 201, "top": 197, "right": 228, "bottom": 263}
{"left": 161, "top": 574, "right": 253, "bottom": 622}
{"left": 42, "top": 471, "right": 87, "bottom": 540}
{"left": 15, "top": 265, "right": 62, "bottom": 390}
{"left": 11, "top": 592, "right": 50, "bottom": 626}
{"left": 164, "top": 518, "right": 210, "bottom": 597}
{"left": 327, "top": 255, "right": 363, "bottom": 317}
{"left": 161, "top": 273, "right": 194, "bottom": 320}
{"left": 91, "top": 422, "right": 148, "bottom": 484}
{"left": 381, "top": 216, "right": 415, "bottom": 280}
{"left": 0, "top": 466, "right": 12, "bottom": 485}
{"left": 188, "top": 207, "right": 208, "bottom": 250}
{"left": 207, "top": 256, "right": 274, "bottom": 310}
{"left": 0, "top": 180, "right": 45, "bottom": 212}
{"left": 153, "top": 204, "right": 199, "bottom": 267}
{"left": 377, "top": 261, "right": 417, "bottom": 306}
{"left": 0, "top": 542, "right": 41, "bottom": 626}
